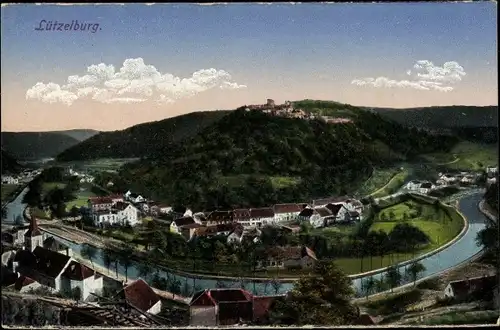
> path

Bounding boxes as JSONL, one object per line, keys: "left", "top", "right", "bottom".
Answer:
{"left": 437, "top": 154, "right": 460, "bottom": 166}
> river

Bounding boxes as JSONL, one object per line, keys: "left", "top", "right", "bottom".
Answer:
{"left": 2, "top": 187, "right": 488, "bottom": 297}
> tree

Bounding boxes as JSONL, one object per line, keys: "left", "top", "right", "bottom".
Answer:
{"left": 118, "top": 244, "right": 134, "bottom": 281}
{"left": 268, "top": 260, "right": 358, "bottom": 325}
{"left": 168, "top": 279, "right": 182, "bottom": 299}
{"left": 80, "top": 244, "right": 96, "bottom": 269}
{"left": 215, "top": 279, "right": 227, "bottom": 288}
{"left": 138, "top": 258, "right": 154, "bottom": 280}
{"left": 102, "top": 248, "right": 114, "bottom": 275}
{"left": 406, "top": 261, "right": 426, "bottom": 286}
{"left": 386, "top": 266, "right": 402, "bottom": 293}
{"left": 270, "top": 278, "right": 282, "bottom": 294}
{"left": 363, "top": 276, "right": 376, "bottom": 299}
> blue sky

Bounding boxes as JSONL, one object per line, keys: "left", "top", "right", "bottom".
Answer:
{"left": 1, "top": 2, "right": 497, "bottom": 131}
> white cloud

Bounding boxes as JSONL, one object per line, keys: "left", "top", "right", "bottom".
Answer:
{"left": 26, "top": 57, "right": 247, "bottom": 106}
{"left": 351, "top": 60, "right": 466, "bottom": 92}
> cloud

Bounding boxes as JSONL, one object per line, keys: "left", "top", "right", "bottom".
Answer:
{"left": 351, "top": 60, "right": 466, "bottom": 92}
{"left": 26, "top": 58, "right": 247, "bottom": 106}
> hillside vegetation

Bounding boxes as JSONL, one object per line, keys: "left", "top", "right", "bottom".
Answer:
{"left": 52, "top": 129, "right": 100, "bottom": 142}
{"left": 1, "top": 149, "right": 23, "bottom": 174}
{"left": 105, "top": 102, "right": 458, "bottom": 210}
{"left": 1, "top": 131, "right": 89, "bottom": 161}
{"left": 56, "top": 110, "right": 231, "bottom": 161}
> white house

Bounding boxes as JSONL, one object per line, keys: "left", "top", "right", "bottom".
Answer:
{"left": 116, "top": 279, "right": 162, "bottom": 315}
{"left": 93, "top": 211, "right": 119, "bottom": 227}
{"left": 273, "top": 204, "right": 303, "bottom": 223}
{"left": 128, "top": 193, "right": 145, "bottom": 204}
{"left": 248, "top": 208, "right": 275, "bottom": 228}
{"left": 170, "top": 217, "right": 197, "bottom": 234}
{"left": 113, "top": 202, "right": 139, "bottom": 226}
{"left": 297, "top": 207, "right": 333, "bottom": 228}
{"left": 12, "top": 246, "right": 103, "bottom": 301}
{"left": 1, "top": 175, "right": 19, "bottom": 184}
{"left": 88, "top": 197, "right": 114, "bottom": 213}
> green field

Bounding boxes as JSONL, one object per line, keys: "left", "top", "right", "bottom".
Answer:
{"left": 1, "top": 184, "right": 20, "bottom": 202}
{"left": 356, "top": 167, "right": 401, "bottom": 197}
{"left": 370, "top": 198, "right": 463, "bottom": 251}
{"left": 421, "top": 141, "right": 498, "bottom": 171}
{"left": 370, "top": 169, "right": 410, "bottom": 198}
{"left": 66, "top": 183, "right": 99, "bottom": 211}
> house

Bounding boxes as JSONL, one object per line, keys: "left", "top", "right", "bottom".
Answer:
{"left": 206, "top": 210, "right": 234, "bottom": 226}
{"left": 312, "top": 196, "right": 347, "bottom": 208}
{"left": 227, "top": 226, "right": 245, "bottom": 245}
{"left": 228, "top": 227, "right": 261, "bottom": 245}
{"left": 356, "top": 313, "right": 382, "bottom": 325}
{"left": 1, "top": 175, "right": 19, "bottom": 184}
{"left": 273, "top": 203, "right": 303, "bottom": 223}
{"left": 115, "top": 279, "right": 162, "bottom": 315}
{"left": 248, "top": 208, "right": 275, "bottom": 228}
{"left": 444, "top": 275, "right": 498, "bottom": 301}
{"left": 297, "top": 207, "right": 334, "bottom": 228}
{"left": 93, "top": 210, "right": 119, "bottom": 227}
{"left": 259, "top": 246, "right": 317, "bottom": 269}
{"left": 150, "top": 204, "right": 172, "bottom": 216}
{"left": 180, "top": 223, "right": 206, "bottom": 241}
{"left": 113, "top": 202, "right": 139, "bottom": 226}
{"left": 61, "top": 260, "right": 103, "bottom": 301}
{"left": 128, "top": 193, "right": 145, "bottom": 204}
{"left": 233, "top": 209, "right": 251, "bottom": 225}
{"left": 170, "top": 216, "right": 196, "bottom": 234}
{"left": 324, "top": 203, "right": 344, "bottom": 225}
{"left": 252, "top": 295, "right": 284, "bottom": 324}
{"left": 193, "top": 223, "right": 240, "bottom": 240}
{"left": 12, "top": 246, "right": 102, "bottom": 301}
{"left": 109, "top": 194, "right": 124, "bottom": 204}
{"left": 14, "top": 275, "right": 40, "bottom": 293}
{"left": 189, "top": 288, "right": 254, "bottom": 326}
{"left": 280, "top": 225, "right": 301, "bottom": 234}
{"left": 419, "top": 182, "right": 433, "bottom": 194}
{"left": 170, "top": 206, "right": 188, "bottom": 220}
{"left": 2, "top": 225, "right": 30, "bottom": 246}
{"left": 88, "top": 197, "right": 113, "bottom": 213}
{"left": 43, "top": 237, "right": 72, "bottom": 257}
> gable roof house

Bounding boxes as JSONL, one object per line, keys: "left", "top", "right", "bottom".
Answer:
{"left": 259, "top": 246, "right": 317, "bottom": 270}
{"left": 180, "top": 223, "right": 206, "bottom": 241}
{"left": 88, "top": 197, "right": 114, "bottom": 212}
{"left": 298, "top": 207, "right": 334, "bottom": 228}
{"left": 233, "top": 208, "right": 252, "bottom": 225}
{"left": 189, "top": 288, "right": 254, "bottom": 326}
{"left": 43, "top": 237, "right": 72, "bottom": 257}
{"left": 170, "top": 216, "right": 197, "bottom": 234}
{"left": 248, "top": 208, "right": 275, "bottom": 228}
{"left": 312, "top": 196, "right": 348, "bottom": 208}
{"left": 206, "top": 210, "right": 234, "bottom": 226}
{"left": 115, "top": 279, "right": 162, "bottom": 315}
{"left": 444, "top": 275, "right": 498, "bottom": 302}
{"left": 61, "top": 260, "right": 104, "bottom": 301}
{"left": 273, "top": 203, "right": 303, "bottom": 223}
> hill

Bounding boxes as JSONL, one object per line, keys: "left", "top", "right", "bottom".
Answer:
{"left": 1, "top": 132, "right": 81, "bottom": 161}
{"left": 56, "top": 111, "right": 232, "bottom": 161}
{"left": 109, "top": 102, "right": 458, "bottom": 211}
{"left": 368, "top": 105, "right": 498, "bottom": 143}
{"left": 52, "top": 129, "right": 100, "bottom": 142}
{"left": 1, "top": 149, "right": 23, "bottom": 175}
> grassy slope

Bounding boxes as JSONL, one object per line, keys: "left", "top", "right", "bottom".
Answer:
{"left": 56, "top": 110, "right": 232, "bottom": 161}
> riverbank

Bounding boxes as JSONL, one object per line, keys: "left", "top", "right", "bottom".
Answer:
{"left": 1, "top": 183, "right": 27, "bottom": 210}
{"left": 39, "top": 197, "right": 469, "bottom": 284}
{"left": 478, "top": 199, "right": 498, "bottom": 225}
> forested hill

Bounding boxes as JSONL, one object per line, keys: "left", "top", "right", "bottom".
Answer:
{"left": 1, "top": 132, "right": 82, "bottom": 161}
{"left": 369, "top": 105, "right": 497, "bottom": 128}
{"left": 110, "top": 103, "right": 458, "bottom": 211}
{"left": 1, "top": 149, "right": 23, "bottom": 174}
{"left": 56, "top": 110, "right": 232, "bottom": 161}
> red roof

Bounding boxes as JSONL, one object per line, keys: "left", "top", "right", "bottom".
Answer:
{"left": 190, "top": 288, "right": 253, "bottom": 306}
{"left": 249, "top": 208, "right": 275, "bottom": 218}
{"left": 62, "top": 261, "right": 95, "bottom": 281}
{"left": 24, "top": 214, "right": 42, "bottom": 237}
{"left": 252, "top": 296, "right": 278, "bottom": 321}
{"left": 14, "top": 275, "right": 35, "bottom": 290}
{"left": 273, "top": 203, "right": 303, "bottom": 214}
{"left": 89, "top": 197, "right": 113, "bottom": 205}
{"left": 121, "top": 279, "right": 160, "bottom": 313}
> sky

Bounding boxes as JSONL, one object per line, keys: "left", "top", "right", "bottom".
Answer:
{"left": 1, "top": 2, "right": 497, "bottom": 132}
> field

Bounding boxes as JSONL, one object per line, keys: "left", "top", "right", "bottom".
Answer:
{"left": 56, "top": 158, "right": 139, "bottom": 172}
{"left": 422, "top": 141, "right": 498, "bottom": 171}
{"left": 66, "top": 183, "right": 98, "bottom": 211}
{"left": 370, "top": 198, "right": 463, "bottom": 251}
{"left": 1, "top": 184, "right": 21, "bottom": 202}
{"left": 355, "top": 167, "right": 401, "bottom": 197}
{"left": 370, "top": 168, "right": 410, "bottom": 198}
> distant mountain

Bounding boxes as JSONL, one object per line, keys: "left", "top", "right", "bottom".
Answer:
{"left": 1, "top": 149, "right": 23, "bottom": 175}
{"left": 52, "top": 129, "right": 100, "bottom": 142}
{"left": 1, "top": 129, "right": 97, "bottom": 161}
{"left": 56, "top": 111, "right": 232, "bottom": 162}
{"left": 369, "top": 105, "right": 498, "bottom": 144}
{"left": 369, "top": 105, "right": 497, "bottom": 128}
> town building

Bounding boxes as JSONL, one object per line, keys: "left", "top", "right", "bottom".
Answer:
{"left": 273, "top": 203, "right": 303, "bottom": 223}
{"left": 248, "top": 208, "right": 275, "bottom": 228}
{"left": 113, "top": 201, "right": 140, "bottom": 226}
{"left": 258, "top": 245, "right": 317, "bottom": 269}
{"left": 444, "top": 275, "right": 498, "bottom": 302}
{"left": 170, "top": 216, "right": 197, "bottom": 234}
{"left": 88, "top": 197, "right": 114, "bottom": 213}
{"left": 115, "top": 279, "right": 162, "bottom": 315}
